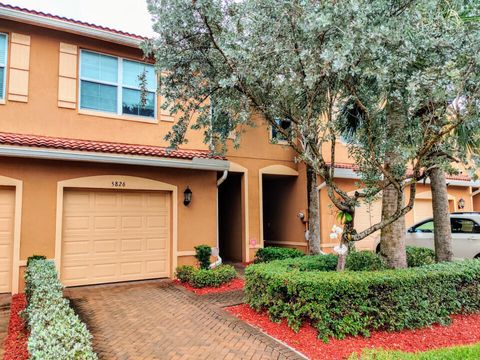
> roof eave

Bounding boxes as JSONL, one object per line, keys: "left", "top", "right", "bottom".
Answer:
{"left": 0, "top": 145, "right": 230, "bottom": 172}
{"left": 0, "top": 6, "right": 144, "bottom": 48}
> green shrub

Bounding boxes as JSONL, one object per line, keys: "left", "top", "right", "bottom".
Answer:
{"left": 25, "top": 259, "right": 97, "bottom": 360}
{"left": 194, "top": 245, "right": 212, "bottom": 269}
{"left": 26, "top": 255, "right": 46, "bottom": 267}
{"left": 175, "top": 265, "right": 196, "bottom": 282}
{"left": 245, "top": 257, "right": 480, "bottom": 341}
{"left": 175, "top": 264, "right": 237, "bottom": 288}
{"left": 406, "top": 246, "right": 436, "bottom": 267}
{"left": 189, "top": 265, "right": 237, "bottom": 288}
{"left": 254, "top": 246, "right": 305, "bottom": 263}
{"left": 346, "top": 251, "right": 386, "bottom": 271}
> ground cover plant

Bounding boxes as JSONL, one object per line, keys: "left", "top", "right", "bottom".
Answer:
{"left": 245, "top": 256, "right": 480, "bottom": 340}
{"left": 25, "top": 259, "right": 97, "bottom": 360}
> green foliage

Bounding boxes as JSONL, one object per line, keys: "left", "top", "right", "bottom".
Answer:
{"left": 245, "top": 258, "right": 480, "bottom": 341}
{"left": 24, "top": 259, "right": 97, "bottom": 360}
{"left": 194, "top": 245, "right": 212, "bottom": 270}
{"left": 254, "top": 247, "right": 305, "bottom": 263}
{"left": 175, "top": 264, "right": 236, "bottom": 288}
{"left": 406, "top": 246, "right": 436, "bottom": 268}
{"left": 175, "top": 265, "right": 196, "bottom": 283}
{"left": 189, "top": 265, "right": 237, "bottom": 288}
{"left": 349, "top": 343, "right": 480, "bottom": 360}
{"left": 346, "top": 251, "right": 386, "bottom": 271}
{"left": 26, "top": 255, "right": 46, "bottom": 267}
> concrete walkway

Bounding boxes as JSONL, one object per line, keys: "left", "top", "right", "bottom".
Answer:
{"left": 65, "top": 280, "right": 303, "bottom": 360}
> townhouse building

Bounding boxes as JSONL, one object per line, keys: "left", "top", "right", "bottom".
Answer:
{"left": 0, "top": 3, "right": 477, "bottom": 294}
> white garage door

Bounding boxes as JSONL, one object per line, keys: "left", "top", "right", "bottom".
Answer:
{"left": 354, "top": 199, "right": 382, "bottom": 251}
{"left": 414, "top": 199, "right": 433, "bottom": 224}
{"left": 0, "top": 188, "right": 14, "bottom": 293}
{"left": 61, "top": 189, "right": 170, "bottom": 287}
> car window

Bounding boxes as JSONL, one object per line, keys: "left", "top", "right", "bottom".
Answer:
{"left": 450, "top": 218, "right": 480, "bottom": 234}
{"left": 413, "top": 221, "right": 434, "bottom": 233}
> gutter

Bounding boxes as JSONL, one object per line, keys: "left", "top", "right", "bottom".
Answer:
{"left": 0, "top": 145, "right": 230, "bottom": 172}
{"left": 212, "top": 170, "right": 229, "bottom": 268}
{"left": 0, "top": 7, "right": 143, "bottom": 48}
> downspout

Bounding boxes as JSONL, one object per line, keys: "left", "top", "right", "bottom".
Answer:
{"left": 316, "top": 182, "right": 326, "bottom": 254}
{"left": 212, "top": 170, "right": 228, "bottom": 268}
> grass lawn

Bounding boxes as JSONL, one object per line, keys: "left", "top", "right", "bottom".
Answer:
{"left": 350, "top": 343, "right": 480, "bottom": 359}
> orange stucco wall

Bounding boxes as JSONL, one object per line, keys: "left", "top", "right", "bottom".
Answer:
{"left": 0, "top": 156, "right": 217, "bottom": 261}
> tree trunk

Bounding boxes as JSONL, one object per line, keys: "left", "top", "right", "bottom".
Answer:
{"left": 307, "top": 165, "right": 321, "bottom": 254}
{"left": 380, "top": 103, "right": 407, "bottom": 269}
{"left": 380, "top": 183, "right": 407, "bottom": 268}
{"left": 430, "top": 167, "right": 453, "bottom": 262}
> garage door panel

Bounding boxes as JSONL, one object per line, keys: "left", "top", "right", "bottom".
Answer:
{"left": 64, "top": 216, "right": 90, "bottom": 231}
{"left": 62, "top": 190, "right": 170, "bottom": 287}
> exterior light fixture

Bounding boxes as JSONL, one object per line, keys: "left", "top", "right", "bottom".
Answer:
{"left": 458, "top": 198, "right": 465, "bottom": 210}
{"left": 183, "top": 186, "right": 192, "bottom": 206}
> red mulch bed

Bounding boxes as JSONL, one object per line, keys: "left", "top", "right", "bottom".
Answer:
{"left": 3, "top": 294, "right": 28, "bottom": 360}
{"left": 226, "top": 304, "right": 480, "bottom": 360}
{"left": 174, "top": 278, "right": 244, "bottom": 295}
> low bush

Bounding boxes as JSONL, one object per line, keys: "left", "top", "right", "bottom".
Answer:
{"left": 25, "top": 259, "right": 97, "bottom": 360}
{"left": 406, "top": 246, "right": 436, "bottom": 267}
{"left": 346, "top": 251, "right": 386, "bottom": 271}
{"left": 245, "top": 257, "right": 480, "bottom": 341}
{"left": 254, "top": 246, "right": 305, "bottom": 263}
{"left": 194, "top": 245, "right": 212, "bottom": 269}
{"left": 175, "top": 265, "right": 196, "bottom": 283}
{"left": 175, "top": 264, "right": 237, "bottom": 288}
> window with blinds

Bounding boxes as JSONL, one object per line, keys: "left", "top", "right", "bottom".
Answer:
{"left": 0, "top": 33, "right": 7, "bottom": 100}
{"left": 79, "top": 50, "right": 156, "bottom": 118}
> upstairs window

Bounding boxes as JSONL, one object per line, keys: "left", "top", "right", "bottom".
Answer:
{"left": 271, "top": 118, "right": 292, "bottom": 143}
{"left": 0, "top": 33, "right": 7, "bottom": 100}
{"left": 79, "top": 50, "right": 156, "bottom": 119}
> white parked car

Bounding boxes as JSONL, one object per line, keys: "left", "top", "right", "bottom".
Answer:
{"left": 405, "top": 212, "right": 480, "bottom": 259}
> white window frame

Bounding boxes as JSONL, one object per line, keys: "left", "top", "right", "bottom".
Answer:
{"left": 0, "top": 32, "right": 8, "bottom": 102}
{"left": 79, "top": 49, "right": 157, "bottom": 120}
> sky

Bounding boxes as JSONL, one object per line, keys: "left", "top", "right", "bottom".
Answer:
{"left": 4, "top": 0, "right": 156, "bottom": 37}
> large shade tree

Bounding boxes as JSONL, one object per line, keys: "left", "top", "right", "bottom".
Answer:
{"left": 144, "top": 0, "right": 480, "bottom": 268}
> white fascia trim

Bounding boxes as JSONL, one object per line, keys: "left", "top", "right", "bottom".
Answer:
{"left": 332, "top": 167, "right": 359, "bottom": 179}
{"left": 0, "top": 145, "right": 229, "bottom": 171}
{"left": 331, "top": 167, "right": 478, "bottom": 187}
{"left": 0, "top": 7, "right": 143, "bottom": 48}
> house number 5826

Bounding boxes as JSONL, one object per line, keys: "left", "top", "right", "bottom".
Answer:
{"left": 112, "top": 181, "right": 126, "bottom": 187}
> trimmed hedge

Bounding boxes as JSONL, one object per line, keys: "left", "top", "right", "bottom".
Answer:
{"left": 346, "top": 251, "right": 386, "bottom": 271}
{"left": 406, "top": 246, "right": 435, "bottom": 267}
{"left": 254, "top": 246, "right": 305, "bottom": 263}
{"left": 175, "top": 264, "right": 236, "bottom": 288}
{"left": 25, "top": 259, "right": 97, "bottom": 360}
{"left": 245, "top": 257, "right": 480, "bottom": 340}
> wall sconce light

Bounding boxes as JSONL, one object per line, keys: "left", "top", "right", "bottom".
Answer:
{"left": 183, "top": 186, "right": 192, "bottom": 206}
{"left": 458, "top": 198, "right": 465, "bottom": 210}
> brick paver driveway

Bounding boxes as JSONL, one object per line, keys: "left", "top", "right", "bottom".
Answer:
{"left": 65, "top": 280, "right": 304, "bottom": 360}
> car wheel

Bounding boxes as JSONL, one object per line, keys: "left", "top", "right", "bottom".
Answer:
{"left": 376, "top": 244, "right": 381, "bottom": 254}
{"left": 475, "top": 254, "right": 480, "bottom": 259}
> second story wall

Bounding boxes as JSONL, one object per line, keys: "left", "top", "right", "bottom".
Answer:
{"left": 0, "top": 19, "right": 209, "bottom": 150}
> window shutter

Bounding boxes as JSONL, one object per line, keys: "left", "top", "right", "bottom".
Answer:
{"left": 58, "top": 43, "right": 78, "bottom": 109}
{"left": 8, "top": 33, "right": 30, "bottom": 103}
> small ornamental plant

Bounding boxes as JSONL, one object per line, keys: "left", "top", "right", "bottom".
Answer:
{"left": 194, "top": 245, "right": 212, "bottom": 269}
{"left": 175, "top": 264, "right": 236, "bottom": 288}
